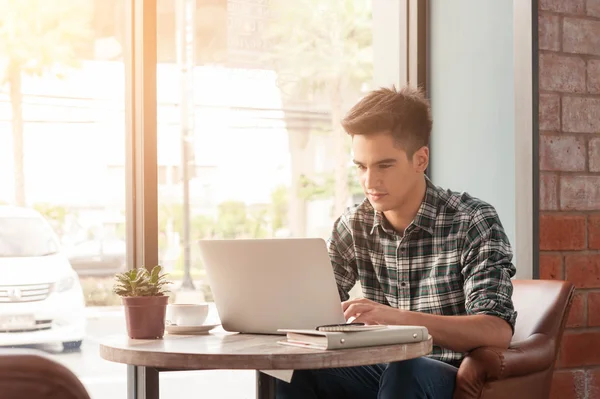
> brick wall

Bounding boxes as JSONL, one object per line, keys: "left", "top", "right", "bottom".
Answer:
{"left": 538, "top": 0, "right": 600, "bottom": 397}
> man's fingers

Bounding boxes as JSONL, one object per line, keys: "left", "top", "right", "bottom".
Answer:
{"left": 343, "top": 303, "right": 373, "bottom": 320}
{"left": 342, "top": 299, "right": 360, "bottom": 312}
{"left": 341, "top": 299, "right": 361, "bottom": 311}
{"left": 342, "top": 297, "right": 375, "bottom": 311}
{"left": 352, "top": 314, "right": 376, "bottom": 325}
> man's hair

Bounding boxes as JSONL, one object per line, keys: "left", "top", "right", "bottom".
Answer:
{"left": 341, "top": 85, "right": 432, "bottom": 156}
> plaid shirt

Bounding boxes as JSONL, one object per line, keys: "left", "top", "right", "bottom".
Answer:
{"left": 327, "top": 176, "right": 517, "bottom": 367}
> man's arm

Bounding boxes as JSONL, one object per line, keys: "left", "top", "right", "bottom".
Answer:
{"left": 418, "top": 206, "right": 517, "bottom": 352}
{"left": 396, "top": 312, "right": 512, "bottom": 353}
{"left": 344, "top": 206, "right": 517, "bottom": 353}
{"left": 343, "top": 303, "right": 513, "bottom": 353}
{"left": 328, "top": 215, "right": 358, "bottom": 302}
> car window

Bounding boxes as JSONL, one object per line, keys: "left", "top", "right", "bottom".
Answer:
{"left": 0, "top": 217, "right": 60, "bottom": 257}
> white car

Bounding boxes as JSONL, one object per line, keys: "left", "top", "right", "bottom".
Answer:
{"left": 0, "top": 206, "right": 86, "bottom": 351}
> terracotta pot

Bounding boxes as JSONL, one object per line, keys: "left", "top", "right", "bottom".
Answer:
{"left": 122, "top": 296, "right": 169, "bottom": 339}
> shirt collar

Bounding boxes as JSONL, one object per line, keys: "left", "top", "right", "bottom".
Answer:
{"left": 369, "top": 176, "right": 439, "bottom": 236}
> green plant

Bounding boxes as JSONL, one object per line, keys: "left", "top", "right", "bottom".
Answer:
{"left": 113, "top": 265, "right": 171, "bottom": 297}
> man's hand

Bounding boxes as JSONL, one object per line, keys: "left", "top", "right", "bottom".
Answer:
{"left": 342, "top": 298, "right": 403, "bottom": 325}
{"left": 344, "top": 298, "right": 513, "bottom": 353}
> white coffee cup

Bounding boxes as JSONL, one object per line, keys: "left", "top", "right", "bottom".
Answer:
{"left": 166, "top": 304, "right": 209, "bottom": 326}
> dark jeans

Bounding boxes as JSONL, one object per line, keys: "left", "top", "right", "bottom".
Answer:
{"left": 275, "top": 357, "right": 457, "bottom": 399}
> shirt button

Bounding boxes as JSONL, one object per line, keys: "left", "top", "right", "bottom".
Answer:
{"left": 400, "top": 282, "right": 407, "bottom": 287}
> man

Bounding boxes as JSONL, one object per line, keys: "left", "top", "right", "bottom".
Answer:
{"left": 276, "top": 86, "right": 517, "bottom": 399}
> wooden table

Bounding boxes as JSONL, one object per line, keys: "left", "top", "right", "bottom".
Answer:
{"left": 100, "top": 331, "right": 433, "bottom": 399}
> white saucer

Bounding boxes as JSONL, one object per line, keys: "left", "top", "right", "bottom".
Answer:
{"left": 166, "top": 324, "right": 220, "bottom": 335}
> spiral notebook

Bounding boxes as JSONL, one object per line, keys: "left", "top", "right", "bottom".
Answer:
{"left": 316, "top": 324, "right": 387, "bottom": 332}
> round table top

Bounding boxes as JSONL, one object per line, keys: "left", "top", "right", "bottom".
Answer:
{"left": 99, "top": 329, "right": 433, "bottom": 371}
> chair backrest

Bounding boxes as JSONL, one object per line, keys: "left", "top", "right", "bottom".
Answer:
{"left": 511, "top": 279, "right": 574, "bottom": 345}
{"left": 0, "top": 349, "right": 91, "bottom": 399}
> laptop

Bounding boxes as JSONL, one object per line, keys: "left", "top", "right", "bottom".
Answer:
{"left": 198, "top": 238, "right": 347, "bottom": 335}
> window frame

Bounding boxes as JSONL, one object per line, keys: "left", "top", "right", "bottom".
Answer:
{"left": 125, "top": 0, "right": 159, "bottom": 271}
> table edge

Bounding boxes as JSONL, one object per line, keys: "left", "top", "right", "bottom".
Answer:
{"left": 99, "top": 336, "right": 433, "bottom": 371}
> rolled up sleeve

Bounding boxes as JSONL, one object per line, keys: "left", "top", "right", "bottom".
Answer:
{"left": 460, "top": 206, "right": 518, "bottom": 333}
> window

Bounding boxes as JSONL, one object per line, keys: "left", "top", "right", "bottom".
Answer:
{"left": 0, "top": 0, "right": 128, "bottom": 397}
{"left": 157, "top": 0, "right": 378, "bottom": 300}
{"left": 152, "top": 0, "right": 415, "bottom": 396}
{"left": 0, "top": 0, "right": 420, "bottom": 397}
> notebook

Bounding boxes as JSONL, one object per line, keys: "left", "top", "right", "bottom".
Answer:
{"left": 277, "top": 325, "right": 429, "bottom": 350}
{"left": 316, "top": 324, "right": 387, "bottom": 332}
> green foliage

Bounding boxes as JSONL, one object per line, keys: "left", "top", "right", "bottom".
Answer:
{"left": 262, "top": 0, "right": 373, "bottom": 100}
{"left": 262, "top": 0, "right": 372, "bottom": 219}
{"left": 0, "top": 0, "right": 93, "bottom": 80}
{"left": 159, "top": 200, "right": 272, "bottom": 244}
{"left": 270, "top": 185, "right": 289, "bottom": 231}
{"left": 113, "top": 265, "right": 171, "bottom": 297}
{"left": 1, "top": 0, "right": 93, "bottom": 206}
{"left": 80, "top": 276, "right": 122, "bottom": 307}
{"left": 299, "top": 168, "right": 363, "bottom": 200}
{"left": 159, "top": 204, "right": 216, "bottom": 240}
{"left": 33, "top": 203, "right": 67, "bottom": 235}
{"left": 216, "top": 201, "right": 248, "bottom": 238}
{"left": 216, "top": 201, "right": 269, "bottom": 239}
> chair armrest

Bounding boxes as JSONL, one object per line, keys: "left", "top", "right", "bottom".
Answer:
{"left": 453, "top": 333, "right": 555, "bottom": 399}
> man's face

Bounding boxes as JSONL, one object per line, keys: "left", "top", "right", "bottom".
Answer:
{"left": 351, "top": 131, "right": 428, "bottom": 212}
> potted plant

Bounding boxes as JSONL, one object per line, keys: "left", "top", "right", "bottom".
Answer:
{"left": 113, "top": 265, "right": 171, "bottom": 339}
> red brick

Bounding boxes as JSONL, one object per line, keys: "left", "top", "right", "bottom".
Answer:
{"left": 589, "top": 60, "right": 600, "bottom": 94}
{"left": 539, "top": 93, "right": 561, "bottom": 131}
{"left": 589, "top": 368, "right": 600, "bottom": 399}
{"left": 560, "top": 331, "right": 600, "bottom": 367}
{"left": 540, "top": 0, "right": 585, "bottom": 13}
{"left": 567, "top": 291, "right": 586, "bottom": 327}
{"left": 541, "top": 173, "right": 559, "bottom": 210}
{"left": 540, "top": 135, "right": 586, "bottom": 171}
{"left": 563, "top": 18, "right": 600, "bottom": 56}
{"left": 563, "top": 96, "right": 600, "bottom": 133}
{"left": 566, "top": 254, "right": 600, "bottom": 288}
{"left": 540, "top": 54, "right": 586, "bottom": 93}
{"left": 590, "top": 138, "right": 600, "bottom": 172}
{"left": 560, "top": 176, "right": 600, "bottom": 211}
{"left": 540, "top": 214, "right": 587, "bottom": 250}
{"left": 540, "top": 253, "right": 564, "bottom": 279}
{"left": 589, "top": 0, "right": 600, "bottom": 17}
{"left": 587, "top": 291, "right": 600, "bottom": 326}
{"left": 589, "top": 214, "right": 600, "bottom": 249}
{"left": 539, "top": 14, "right": 561, "bottom": 51}
{"left": 550, "top": 370, "right": 586, "bottom": 399}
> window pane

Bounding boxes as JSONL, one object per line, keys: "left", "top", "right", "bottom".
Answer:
{"left": 158, "top": 0, "right": 373, "bottom": 283}
{"left": 157, "top": 0, "right": 374, "bottom": 396}
{"left": 428, "top": 1, "right": 519, "bottom": 271}
{"left": 0, "top": 0, "right": 127, "bottom": 397}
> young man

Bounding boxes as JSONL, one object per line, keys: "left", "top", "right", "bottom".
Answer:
{"left": 276, "top": 86, "right": 517, "bottom": 399}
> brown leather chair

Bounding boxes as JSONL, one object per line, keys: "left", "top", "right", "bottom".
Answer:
{"left": 454, "top": 279, "right": 575, "bottom": 399}
{"left": 0, "top": 349, "right": 91, "bottom": 399}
